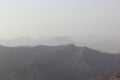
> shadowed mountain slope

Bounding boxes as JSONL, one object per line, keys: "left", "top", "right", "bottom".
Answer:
{"left": 0, "top": 44, "right": 119, "bottom": 80}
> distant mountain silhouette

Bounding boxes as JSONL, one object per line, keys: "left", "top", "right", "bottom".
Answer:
{"left": 0, "top": 44, "right": 120, "bottom": 80}
{"left": 0, "top": 36, "right": 120, "bottom": 53}
{"left": 0, "top": 36, "right": 75, "bottom": 47}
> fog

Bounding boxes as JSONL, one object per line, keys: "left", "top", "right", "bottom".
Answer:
{"left": 0, "top": 0, "right": 120, "bottom": 53}
{"left": 0, "top": 1, "right": 120, "bottom": 80}
{"left": 0, "top": 0, "right": 120, "bottom": 39}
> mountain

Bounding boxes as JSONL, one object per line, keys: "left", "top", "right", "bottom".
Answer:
{"left": 0, "top": 36, "right": 75, "bottom": 47}
{"left": 0, "top": 44, "right": 120, "bottom": 80}
{"left": 0, "top": 36, "right": 120, "bottom": 53}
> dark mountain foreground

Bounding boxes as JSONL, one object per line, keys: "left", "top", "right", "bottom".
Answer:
{"left": 0, "top": 44, "right": 120, "bottom": 80}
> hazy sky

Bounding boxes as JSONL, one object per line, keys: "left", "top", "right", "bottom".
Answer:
{"left": 0, "top": 0, "right": 120, "bottom": 39}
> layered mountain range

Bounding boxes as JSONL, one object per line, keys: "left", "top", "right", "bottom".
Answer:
{"left": 0, "top": 36, "right": 120, "bottom": 53}
{"left": 0, "top": 44, "right": 120, "bottom": 80}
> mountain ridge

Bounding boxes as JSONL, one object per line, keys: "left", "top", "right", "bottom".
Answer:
{"left": 0, "top": 36, "right": 120, "bottom": 53}
{"left": 0, "top": 44, "right": 119, "bottom": 80}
